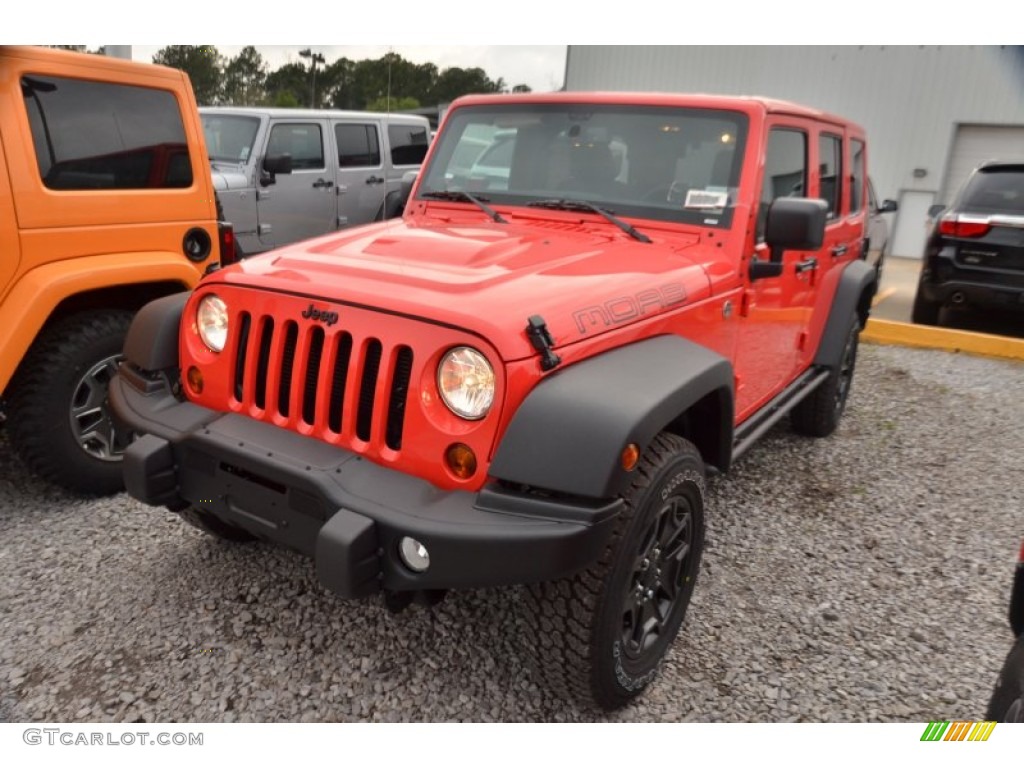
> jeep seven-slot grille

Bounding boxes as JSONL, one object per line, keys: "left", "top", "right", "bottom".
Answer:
{"left": 234, "top": 311, "right": 413, "bottom": 451}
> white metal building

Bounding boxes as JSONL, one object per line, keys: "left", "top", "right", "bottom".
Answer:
{"left": 564, "top": 46, "right": 1024, "bottom": 258}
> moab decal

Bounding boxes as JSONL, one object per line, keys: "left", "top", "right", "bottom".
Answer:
{"left": 572, "top": 283, "right": 686, "bottom": 334}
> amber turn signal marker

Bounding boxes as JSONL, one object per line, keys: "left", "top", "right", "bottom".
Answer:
{"left": 186, "top": 366, "right": 204, "bottom": 395}
{"left": 445, "top": 443, "right": 477, "bottom": 479}
{"left": 621, "top": 443, "right": 640, "bottom": 471}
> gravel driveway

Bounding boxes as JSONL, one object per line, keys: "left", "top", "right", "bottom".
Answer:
{"left": 1, "top": 343, "right": 1021, "bottom": 722}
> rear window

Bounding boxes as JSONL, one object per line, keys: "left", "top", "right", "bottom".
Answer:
{"left": 336, "top": 123, "right": 381, "bottom": 168}
{"left": 960, "top": 167, "right": 1024, "bottom": 215}
{"left": 388, "top": 124, "right": 429, "bottom": 166}
{"left": 22, "top": 75, "right": 192, "bottom": 190}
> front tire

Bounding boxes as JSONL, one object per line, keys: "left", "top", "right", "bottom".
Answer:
{"left": 520, "top": 433, "right": 706, "bottom": 710}
{"left": 791, "top": 311, "right": 859, "bottom": 438}
{"left": 7, "top": 310, "right": 134, "bottom": 496}
{"left": 987, "top": 635, "right": 1024, "bottom": 722}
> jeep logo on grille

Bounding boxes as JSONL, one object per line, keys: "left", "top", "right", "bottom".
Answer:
{"left": 301, "top": 303, "right": 339, "bottom": 326}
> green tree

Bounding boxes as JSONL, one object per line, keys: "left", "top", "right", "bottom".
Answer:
{"left": 429, "top": 66, "right": 502, "bottom": 104}
{"left": 152, "top": 45, "right": 222, "bottom": 105}
{"left": 221, "top": 46, "right": 267, "bottom": 106}
{"left": 264, "top": 62, "right": 308, "bottom": 108}
{"left": 365, "top": 95, "right": 421, "bottom": 112}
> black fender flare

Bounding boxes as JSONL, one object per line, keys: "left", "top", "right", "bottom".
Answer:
{"left": 814, "top": 260, "right": 875, "bottom": 369}
{"left": 122, "top": 292, "right": 188, "bottom": 371}
{"left": 489, "top": 335, "right": 734, "bottom": 500}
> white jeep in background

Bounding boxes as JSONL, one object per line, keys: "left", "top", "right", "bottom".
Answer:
{"left": 201, "top": 107, "right": 430, "bottom": 256}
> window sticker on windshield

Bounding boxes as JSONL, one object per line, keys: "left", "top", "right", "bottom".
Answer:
{"left": 684, "top": 189, "right": 728, "bottom": 209}
{"left": 240, "top": 146, "right": 250, "bottom": 162}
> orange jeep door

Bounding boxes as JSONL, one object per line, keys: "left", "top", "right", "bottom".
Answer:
{"left": 0, "top": 131, "right": 18, "bottom": 296}
{"left": 734, "top": 121, "right": 815, "bottom": 421}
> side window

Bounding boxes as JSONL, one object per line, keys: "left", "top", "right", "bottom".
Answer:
{"left": 388, "top": 124, "right": 429, "bottom": 166}
{"left": 21, "top": 74, "right": 192, "bottom": 190}
{"left": 850, "top": 139, "right": 865, "bottom": 214}
{"left": 336, "top": 123, "right": 381, "bottom": 168}
{"left": 758, "top": 128, "right": 807, "bottom": 241}
{"left": 267, "top": 123, "right": 324, "bottom": 170}
{"left": 819, "top": 134, "right": 842, "bottom": 218}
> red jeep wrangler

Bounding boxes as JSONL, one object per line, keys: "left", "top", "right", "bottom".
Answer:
{"left": 111, "top": 92, "right": 877, "bottom": 710}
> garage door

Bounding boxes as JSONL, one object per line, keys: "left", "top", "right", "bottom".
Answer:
{"left": 940, "top": 125, "right": 1024, "bottom": 205}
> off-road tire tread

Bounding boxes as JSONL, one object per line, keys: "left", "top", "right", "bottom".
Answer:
{"left": 6, "top": 310, "right": 133, "bottom": 496}
{"left": 986, "top": 634, "right": 1024, "bottom": 721}
{"left": 519, "top": 432, "right": 700, "bottom": 710}
{"left": 791, "top": 312, "right": 859, "bottom": 438}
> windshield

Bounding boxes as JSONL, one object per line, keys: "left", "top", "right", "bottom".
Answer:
{"left": 202, "top": 114, "right": 260, "bottom": 164}
{"left": 419, "top": 103, "right": 749, "bottom": 228}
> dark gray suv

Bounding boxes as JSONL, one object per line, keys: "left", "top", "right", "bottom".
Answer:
{"left": 913, "top": 160, "right": 1024, "bottom": 325}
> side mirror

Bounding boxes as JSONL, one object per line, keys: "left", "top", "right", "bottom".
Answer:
{"left": 381, "top": 174, "right": 417, "bottom": 220}
{"left": 765, "top": 197, "right": 828, "bottom": 262}
{"left": 880, "top": 199, "right": 898, "bottom": 213}
{"left": 260, "top": 153, "right": 293, "bottom": 186}
{"left": 927, "top": 203, "right": 945, "bottom": 218}
{"left": 750, "top": 198, "right": 826, "bottom": 281}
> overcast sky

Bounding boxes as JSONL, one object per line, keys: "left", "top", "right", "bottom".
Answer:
{"left": 126, "top": 46, "right": 567, "bottom": 94}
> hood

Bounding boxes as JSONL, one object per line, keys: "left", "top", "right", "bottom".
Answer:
{"left": 209, "top": 163, "right": 249, "bottom": 191}
{"left": 215, "top": 216, "right": 714, "bottom": 361}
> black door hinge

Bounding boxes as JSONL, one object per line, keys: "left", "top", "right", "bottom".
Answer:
{"left": 525, "top": 315, "right": 561, "bottom": 372}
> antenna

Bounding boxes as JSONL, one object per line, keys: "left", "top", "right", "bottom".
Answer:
{"left": 382, "top": 48, "right": 393, "bottom": 225}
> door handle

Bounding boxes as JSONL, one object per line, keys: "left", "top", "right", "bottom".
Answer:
{"left": 831, "top": 244, "right": 848, "bottom": 258}
{"left": 312, "top": 178, "right": 334, "bottom": 189}
{"left": 795, "top": 257, "right": 819, "bottom": 274}
{"left": 365, "top": 176, "right": 385, "bottom": 185}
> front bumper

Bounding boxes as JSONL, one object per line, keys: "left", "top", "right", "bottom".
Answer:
{"left": 110, "top": 367, "right": 621, "bottom": 598}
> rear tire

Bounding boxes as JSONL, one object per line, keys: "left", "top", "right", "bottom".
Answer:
{"left": 791, "top": 311, "right": 859, "bottom": 438}
{"left": 7, "top": 310, "right": 134, "bottom": 496}
{"left": 519, "top": 433, "right": 706, "bottom": 710}
{"left": 911, "top": 289, "right": 941, "bottom": 326}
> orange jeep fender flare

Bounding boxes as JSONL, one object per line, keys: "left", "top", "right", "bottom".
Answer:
{"left": 0, "top": 252, "right": 201, "bottom": 392}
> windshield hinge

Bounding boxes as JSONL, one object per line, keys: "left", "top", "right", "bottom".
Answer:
{"left": 526, "top": 315, "right": 561, "bottom": 372}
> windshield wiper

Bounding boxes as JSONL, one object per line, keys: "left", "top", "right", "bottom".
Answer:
{"left": 526, "top": 199, "right": 652, "bottom": 244}
{"left": 421, "top": 190, "right": 508, "bottom": 224}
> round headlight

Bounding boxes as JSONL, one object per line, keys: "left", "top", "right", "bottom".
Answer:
{"left": 197, "top": 295, "right": 229, "bottom": 352}
{"left": 437, "top": 346, "right": 495, "bottom": 420}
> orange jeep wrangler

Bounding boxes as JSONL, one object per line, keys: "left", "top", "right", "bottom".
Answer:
{"left": 113, "top": 91, "right": 879, "bottom": 708}
{"left": 0, "top": 46, "right": 228, "bottom": 495}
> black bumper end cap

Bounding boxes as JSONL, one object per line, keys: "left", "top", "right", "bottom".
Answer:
{"left": 316, "top": 509, "right": 381, "bottom": 599}
{"left": 124, "top": 434, "right": 185, "bottom": 509}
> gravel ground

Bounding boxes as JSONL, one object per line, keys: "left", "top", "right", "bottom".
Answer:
{"left": 1, "top": 343, "right": 1021, "bottom": 722}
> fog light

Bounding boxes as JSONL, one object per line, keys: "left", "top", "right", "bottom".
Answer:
{"left": 399, "top": 537, "right": 430, "bottom": 572}
{"left": 445, "top": 443, "right": 477, "bottom": 479}
{"left": 186, "top": 366, "right": 204, "bottom": 394}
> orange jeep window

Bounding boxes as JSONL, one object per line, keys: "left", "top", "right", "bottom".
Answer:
{"left": 21, "top": 75, "right": 192, "bottom": 190}
{"left": 850, "top": 139, "right": 865, "bottom": 213}
{"left": 757, "top": 128, "right": 807, "bottom": 240}
{"left": 819, "top": 133, "right": 843, "bottom": 218}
